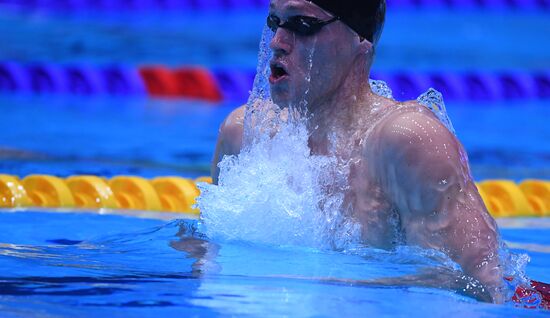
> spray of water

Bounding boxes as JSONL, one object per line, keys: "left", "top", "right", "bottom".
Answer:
{"left": 197, "top": 26, "right": 360, "bottom": 249}
{"left": 197, "top": 116, "right": 361, "bottom": 248}
{"left": 195, "top": 14, "right": 533, "bottom": 304}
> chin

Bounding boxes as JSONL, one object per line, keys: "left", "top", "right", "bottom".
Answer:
{"left": 270, "top": 87, "right": 290, "bottom": 108}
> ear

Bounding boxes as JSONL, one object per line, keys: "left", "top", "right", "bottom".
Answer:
{"left": 358, "top": 37, "right": 373, "bottom": 55}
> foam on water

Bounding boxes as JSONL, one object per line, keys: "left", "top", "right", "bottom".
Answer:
{"left": 197, "top": 102, "right": 361, "bottom": 249}
{"left": 197, "top": 26, "right": 361, "bottom": 249}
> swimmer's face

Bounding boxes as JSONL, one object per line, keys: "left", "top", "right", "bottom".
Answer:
{"left": 268, "top": 0, "right": 370, "bottom": 109}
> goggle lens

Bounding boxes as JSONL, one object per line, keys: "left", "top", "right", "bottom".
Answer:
{"left": 267, "top": 15, "right": 337, "bottom": 36}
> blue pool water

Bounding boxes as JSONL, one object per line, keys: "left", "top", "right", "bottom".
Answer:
{"left": 0, "top": 212, "right": 548, "bottom": 317}
{"left": 1, "top": 96, "right": 548, "bottom": 181}
{"left": 2, "top": 9, "right": 549, "bottom": 70}
{"left": 1, "top": 96, "right": 549, "bottom": 316}
{"left": 1, "top": 3, "right": 549, "bottom": 317}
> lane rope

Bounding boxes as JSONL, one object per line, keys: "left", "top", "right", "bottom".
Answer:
{"left": 1, "top": 62, "right": 549, "bottom": 102}
{"left": 1, "top": 174, "right": 548, "bottom": 217}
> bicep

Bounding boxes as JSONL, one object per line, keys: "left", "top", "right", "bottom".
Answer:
{"left": 380, "top": 111, "right": 468, "bottom": 218}
{"left": 378, "top": 111, "right": 501, "bottom": 294}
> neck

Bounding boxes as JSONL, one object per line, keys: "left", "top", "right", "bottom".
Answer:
{"left": 306, "top": 59, "right": 375, "bottom": 155}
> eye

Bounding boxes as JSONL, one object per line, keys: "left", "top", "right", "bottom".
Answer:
{"left": 267, "top": 15, "right": 280, "bottom": 32}
{"left": 289, "top": 16, "right": 323, "bottom": 35}
{"left": 294, "top": 16, "right": 322, "bottom": 27}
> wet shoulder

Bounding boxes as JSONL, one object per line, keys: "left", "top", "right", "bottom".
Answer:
{"left": 222, "top": 105, "right": 245, "bottom": 132}
{"left": 219, "top": 105, "right": 245, "bottom": 153}
{"left": 366, "top": 100, "right": 459, "bottom": 160}
{"left": 361, "top": 99, "right": 465, "bottom": 195}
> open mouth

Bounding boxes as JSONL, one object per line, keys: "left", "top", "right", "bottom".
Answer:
{"left": 269, "top": 63, "right": 289, "bottom": 84}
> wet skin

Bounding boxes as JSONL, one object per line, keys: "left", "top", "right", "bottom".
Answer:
{"left": 211, "top": 0, "right": 502, "bottom": 302}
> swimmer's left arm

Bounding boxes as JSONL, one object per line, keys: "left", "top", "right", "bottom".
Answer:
{"left": 375, "top": 109, "right": 503, "bottom": 302}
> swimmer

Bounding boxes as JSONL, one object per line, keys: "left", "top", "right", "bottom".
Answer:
{"left": 212, "top": 0, "right": 504, "bottom": 302}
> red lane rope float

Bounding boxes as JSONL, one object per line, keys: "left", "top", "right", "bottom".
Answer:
{"left": 173, "top": 67, "right": 222, "bottom": 102}
{"left": 138, "top": 66, "right": 222, "bottom": 101}
{"left": 138, "top": 66, "right": 181, "bottom": 97}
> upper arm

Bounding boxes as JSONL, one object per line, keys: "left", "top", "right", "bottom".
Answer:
{"left": 211, "top": 105, "right": 245, "bottom": 184}
{"left": 378, "top": 109, "right": 468, "bottom": 217}
{"left": 375, "top": 107, "right": 502, "bottom": 297}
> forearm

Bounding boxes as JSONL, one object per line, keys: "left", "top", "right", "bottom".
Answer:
{"left": 435, "top": 183, "right": 504, "bottom": 302}
{"left": 451, "top": 205, "right": 504, "bottom": 301}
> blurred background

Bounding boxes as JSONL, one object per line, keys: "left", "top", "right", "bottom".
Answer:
{"left": 0, "top": 0, "right": 549, "bottom": 181}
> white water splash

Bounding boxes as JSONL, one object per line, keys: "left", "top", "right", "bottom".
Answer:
{"left": 196, "top": 25, "right": 361, "bottom": 249}
{"left": 417, "top": 88, "right": 456, "bottom": 134}
{"left": 197, "top": 100, "right": 361, "bottom": 249}
{"left": 369, "top": 79, "right": 393, "bottom": 99}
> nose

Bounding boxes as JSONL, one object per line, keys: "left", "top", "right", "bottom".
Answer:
{"left": 269, "top": 28, "right": 293, "bottom": 57}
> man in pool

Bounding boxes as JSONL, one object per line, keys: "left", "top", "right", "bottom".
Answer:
{"left": 211, "top": 0, "right": 504, "bottom": 302}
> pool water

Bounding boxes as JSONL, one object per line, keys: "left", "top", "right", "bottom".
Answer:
{"left": 1, "top": 96, "right": 548, "bottom": 181}
{"left": 1, "top": 2, "right": 549, "bottom": 317}
{"left": 0, "top": 90, "right": 549, "bottom": 317}
{"left": 0, "top": 211, "right": 548, "bottom": 318}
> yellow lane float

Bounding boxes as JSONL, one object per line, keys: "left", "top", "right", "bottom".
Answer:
{"left": 152, "top": 177, "right": 200, "bottom": 215}
{"left": 477, "top": 180, "right": 536, "bottom": 217}
{"left": 476, "top": 180, "right": 549, "bottom": 217}
{"left": 0, "top": 174, "right": 211, "bottom": 215}
{"left": 66, "top": 176, "right": 118, "bottom": 209}
{"left": 0, "top": 174, "right": 547, "bottom": 218}
{"left": 109, "top": 176, "right": 163, "bottom": 211}
{"left": 22, "top": 175, "right": 75, "bottom": 208}
{"left": 0, "top": 175, "right": 32, "bottom": 207}
{"left": 519, "top": 180, "right": 550, "bottom": 216}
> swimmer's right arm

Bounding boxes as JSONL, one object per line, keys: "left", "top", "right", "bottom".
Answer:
{"left": 211, "top": 105, "right": 245, "bottom": 185}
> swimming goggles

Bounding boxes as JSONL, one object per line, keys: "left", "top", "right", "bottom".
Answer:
{"left": 267, "top": 14, "right": 339, "bottom": 36}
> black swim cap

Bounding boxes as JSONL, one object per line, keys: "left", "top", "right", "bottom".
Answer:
{"left": 309, "top": 0, "right": 385, "bottom": 44}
